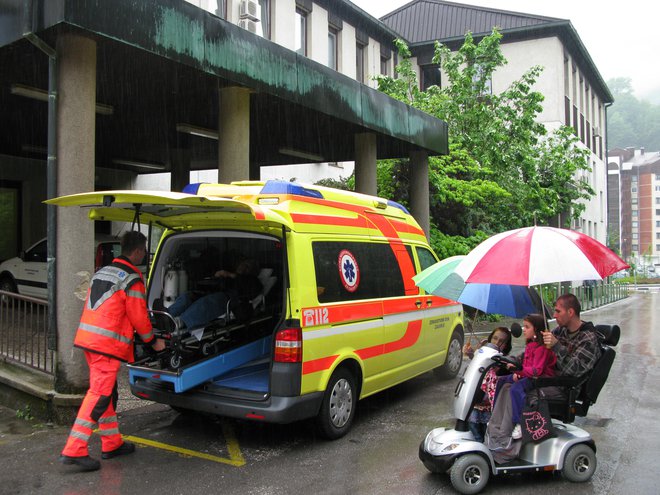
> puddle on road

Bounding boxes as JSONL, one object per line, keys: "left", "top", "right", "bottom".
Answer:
{"left": 0, "top": 407, "right": 46, "bottom": 436}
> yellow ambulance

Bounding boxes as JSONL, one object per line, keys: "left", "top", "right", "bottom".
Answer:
{"left": 48, "top": 180, "right": 464, "bottom": 439}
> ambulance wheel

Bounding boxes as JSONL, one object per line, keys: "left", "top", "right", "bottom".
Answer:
{"left": 169, "top": 353, "right": 182, "bottom": 369}
{"left": 435, "top": 329, "right": 464, "bottom": 379}
{"left": 562, "top": 444, "right": 597, "bottom": 482}
{"left": 450, "top": 454, "right": 490, "bottom": 495}
{"left": 316, "top": 367, "right": 356, "bottom": 440}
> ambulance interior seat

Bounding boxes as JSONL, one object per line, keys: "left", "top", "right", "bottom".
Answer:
{"left": 535, "top": 324, "right": 620, "bottom": 424}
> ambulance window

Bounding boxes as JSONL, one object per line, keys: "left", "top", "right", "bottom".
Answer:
{"left": 313, "top": 241, "right": 405, "bottom": 302}
{"left": 416, "top": 247, "right": 438, "bottom": 272}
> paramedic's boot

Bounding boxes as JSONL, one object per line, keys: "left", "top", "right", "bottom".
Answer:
{"left": 59, "top": 455, "right": 101, "bottom": 471}
{"left": 102, "top": 441, "right": 136, "bottom": 459}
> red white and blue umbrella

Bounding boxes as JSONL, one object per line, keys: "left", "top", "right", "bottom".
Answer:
{"left": 454, "top": 226, "right": 629, "bottom": 286}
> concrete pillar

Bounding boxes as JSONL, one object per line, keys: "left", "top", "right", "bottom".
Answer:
{"left": 55, "top": 34, "right": 97, "bottom": 393}
{"left": 409, "top": 150, "right": 430, "bottom": 238}
{"left": 171, "top": 139, "right": 191, "bottom": 192}
{"left": 218, "top": 86, "right": 251, "bottom": 183}
{"left": 354, "top": 133, "right": 377, "bottom": 196}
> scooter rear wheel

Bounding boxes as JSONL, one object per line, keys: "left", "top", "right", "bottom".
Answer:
{"left": 450, "top": 454, "right": 490, "bottom": 495}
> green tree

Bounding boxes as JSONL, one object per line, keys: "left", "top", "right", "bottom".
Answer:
{"left": 375, "top": 31, "right": 594, "bottom": 253}
{"left": 607, "top": 77, "right": 660, "bottom": 150}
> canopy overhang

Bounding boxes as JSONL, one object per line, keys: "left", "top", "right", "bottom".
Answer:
{"left": 0, "top": 0, "right": 448, "bottom": 172}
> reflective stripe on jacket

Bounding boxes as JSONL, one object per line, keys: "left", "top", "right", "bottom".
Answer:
{"left": 74, "top": 256, "right": 153, "bottom": 362}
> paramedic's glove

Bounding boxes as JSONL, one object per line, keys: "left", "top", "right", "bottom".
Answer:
{"left": 151, "top": 338, "right": 166, "bottom": 352}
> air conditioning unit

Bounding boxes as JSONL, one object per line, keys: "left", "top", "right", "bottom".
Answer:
{"left": 239, "top": 18, "right": 258, "bottom": 34}
{"left": 239, "top": 0, "right": 259, "bottom": 21}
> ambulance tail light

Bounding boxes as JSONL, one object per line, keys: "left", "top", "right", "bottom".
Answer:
{"left": 274, "top": 327, "right": 302, "bottom": 363}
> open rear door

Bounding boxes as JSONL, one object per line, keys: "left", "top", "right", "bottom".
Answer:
{"left": 45, "top": 190, "right": 292, "bottom": 230}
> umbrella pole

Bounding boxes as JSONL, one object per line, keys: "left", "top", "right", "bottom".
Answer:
{"left": 539, "top": 286, "right": 548, "bottom": 330}
{"left": 464, "top": 309, "right": 479, "bottom": 355}
{"left": 539, "top": 286, "right": 555, "bottom": 350}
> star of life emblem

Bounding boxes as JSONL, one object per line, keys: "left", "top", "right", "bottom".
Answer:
{"left": 338, "top": 249, "right": 360, "bottom": 292}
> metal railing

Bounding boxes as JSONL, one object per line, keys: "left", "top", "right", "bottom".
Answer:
{"left": 540, "top": 283, "right": 631, "bottom": 312}
{"left": 0, "top": 290, "right": 54, "bottom": 374}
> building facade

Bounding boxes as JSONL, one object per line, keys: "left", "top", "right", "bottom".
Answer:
{"left": 381, "top": 0, "right": 612, "bottom": 245}
{"left": 608, "top": 147, "right": 660, "bottom": 271}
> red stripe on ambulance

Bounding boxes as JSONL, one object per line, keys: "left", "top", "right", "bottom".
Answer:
{"left": 302, "top": 355, "right": 339, "bottom": 375}
{"left": 354, "top": 320, "right": 422, "bottom": 361}
{"left": 290, "top": 212, "right": 369, "bottom": 229}
{"left": 301, "top": 301, "right": 383, "bottom": 327}
{"left": 303, "top": 319, "right": 424, "bottom": 375}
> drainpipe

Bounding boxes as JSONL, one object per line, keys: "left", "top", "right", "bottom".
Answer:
{"left": 23, "top": 0, "right": 58, "bottom": 352}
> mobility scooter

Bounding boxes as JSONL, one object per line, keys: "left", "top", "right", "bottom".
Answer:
{"left": 419, "top": 323, "right": 619, "bottom": 494}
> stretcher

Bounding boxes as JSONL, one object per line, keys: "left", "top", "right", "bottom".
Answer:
{"left": 146, "top": 309, "right": 270, "bottom": 370}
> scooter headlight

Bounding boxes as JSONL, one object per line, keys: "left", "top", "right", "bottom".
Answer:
{"left": 440, "top": 443, "right": 460, "bottom": 453}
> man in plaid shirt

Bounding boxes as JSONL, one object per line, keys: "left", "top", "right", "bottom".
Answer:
{"left": 543, "top": 293, "right": 601, "bottom": 377}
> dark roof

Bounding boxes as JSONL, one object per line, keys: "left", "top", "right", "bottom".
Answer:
{"left": 381, "top": 0, "right": 563, "bottom": 43}
{"left": 381, "top": 0, "right": 613, "bottom": 103}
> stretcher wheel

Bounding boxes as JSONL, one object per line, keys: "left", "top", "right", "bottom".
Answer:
{"left": 170, "top": 353, "right": 182, "bottom": 369}
{"left": 201, "top": 342, "right": 215, "bottom": 356}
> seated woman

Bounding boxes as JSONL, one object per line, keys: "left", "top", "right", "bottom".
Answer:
{"left": 464, "top": 327, "right": 513, "bottom": 443}
{"left": 167, "top": 258, "right": 262, "bottom": 329}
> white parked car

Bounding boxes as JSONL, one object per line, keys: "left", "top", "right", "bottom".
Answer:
{"left": 0, "top": 235, "right": 122, "bottom": 300}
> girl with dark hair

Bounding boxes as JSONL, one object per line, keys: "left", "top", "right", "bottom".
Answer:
{"left": 495, "top": 313, "right": 556, "bottom": 440}
{"left": 466, "top": 327, "right": 513, "bottom": 442}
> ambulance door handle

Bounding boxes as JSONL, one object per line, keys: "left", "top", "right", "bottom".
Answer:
{"left": 415, "top": 300, "right": 422, "bottom": 309}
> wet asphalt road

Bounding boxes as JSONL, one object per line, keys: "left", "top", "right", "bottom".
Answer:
{"left": 0, "top": 290, "right": 658, "bottom": 495}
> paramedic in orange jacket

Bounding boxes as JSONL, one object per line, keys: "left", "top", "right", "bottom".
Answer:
{"left": 60, "top": 231, "right": 165, "bottom": 471}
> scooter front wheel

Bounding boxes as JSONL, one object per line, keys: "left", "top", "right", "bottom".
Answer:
{"left": 450, "top": 454, "right": 490, "bottom": 495}
{"left": 562, "top": 443, "right": 597, "bottom": 482}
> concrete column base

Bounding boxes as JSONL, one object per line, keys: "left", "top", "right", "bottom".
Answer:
{"left": 0, "top": 361, "right": 82, "bottom": 425}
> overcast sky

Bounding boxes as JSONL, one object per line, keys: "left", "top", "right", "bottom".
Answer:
{"left": 352, "top": 0, "right": 659, "bottom": 101}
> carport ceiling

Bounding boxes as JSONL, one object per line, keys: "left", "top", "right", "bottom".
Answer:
{"left": 0, "top": 0, "right": 448, "bottom": 174}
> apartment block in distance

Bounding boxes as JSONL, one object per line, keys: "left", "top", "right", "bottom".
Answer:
{"left": 608, "top": 147, "right": 660, "bottom": 271}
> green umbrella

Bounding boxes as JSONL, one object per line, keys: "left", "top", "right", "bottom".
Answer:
{"left": 412, "top": 255, "right": 467, "bottom": 302}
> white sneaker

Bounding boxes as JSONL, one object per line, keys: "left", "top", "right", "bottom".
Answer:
{"left": 512, "top": 424, "right": 522, "bottom": 439}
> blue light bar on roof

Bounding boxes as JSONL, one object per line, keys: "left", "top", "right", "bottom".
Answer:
{"left": 260, "top": 180, "right": 324, "bottom": 199}
{"left": 388, "top": 200, "right": 410, "bottom": 214}
{"left": 182, "top": 183, "right": 204, "bottom": 194}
